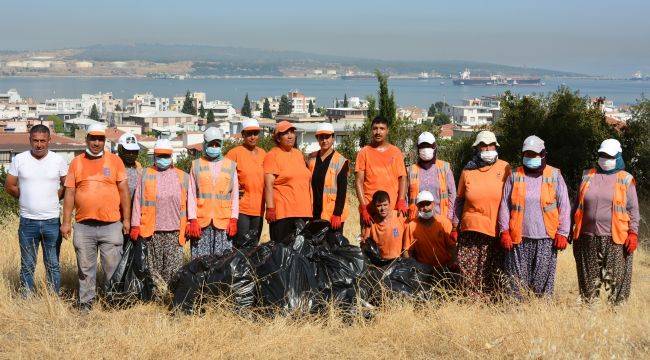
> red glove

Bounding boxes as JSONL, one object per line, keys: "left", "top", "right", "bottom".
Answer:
{"left": 625, "top": 232, "right": 638, "bottom": 254}
{"left": 359, "top": 204, "right": 372, "bottom": 226}
{"left": 408, "top": 204, "right": 418, "bottom": 221}
{"left": 330, "top": 215, "right": 342, "bottom": 230}
{"left": 129, "top": 226, "right": 140, "bottom": 242}
{"left": 500, "top": 231, "right": 513, "bottom": 251}
{"left": 396, "top": 199, "right": 408, "bottom": 217}
{"left": 449, "top": 262, "right": 460, "bottom": 273}
{"left": 265, "top": 207, "right": 277, "bottom": 223}
{"left": 227, "top": 218, "right": 238, "bottom": 237}
{"left": 554, "top": 234, "right": 568, "bottom": 250}
{"left": 186, "top": 219, "right": 201, "bottom": 239}
{"left": 450, "top": 229, "right": 459, "bottom": 243}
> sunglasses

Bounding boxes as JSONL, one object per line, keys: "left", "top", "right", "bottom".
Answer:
{"left": 316, "top": 134, "right": 333, "bottom": 141}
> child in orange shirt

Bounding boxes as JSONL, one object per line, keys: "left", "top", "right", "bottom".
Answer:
{"left": 361, "top": 191, "right": 408, "bottom": 261}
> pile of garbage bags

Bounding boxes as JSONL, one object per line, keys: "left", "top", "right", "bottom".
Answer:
{"left": 106, "top": 240, "right": 155, "bottom": 304}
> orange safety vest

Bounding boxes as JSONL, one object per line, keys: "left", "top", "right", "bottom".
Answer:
{"left": 573, "top": 169, "right": 634, "bottom": 245}
{"left": 307, "top": 150, "right": 350, "bottom": 222}
{"left": 407, "top": 160, "right": 451, "bottom": 219}
{"left": 509, "top": 166, "right": 560, "bottom": 244}
{"left": 191, "top": 157, "right": 237, "bottom": 229}
{"left": 139, "top": 167, "right": 189, "bottom": 245}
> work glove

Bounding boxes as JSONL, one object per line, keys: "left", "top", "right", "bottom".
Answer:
{"left": 408, "top": 204, "right": 418, "bottom": 222}
{"left": 396, "top": 199, "right": 409, "bottom": 217}
{"left": 186, "top": 219, "right": 202, "bottom": 239}
{"left": 625, "top": 232, "right": 638, "bottom": 255}
{"left": 227, "top": 218, "right": 238, "bottom": 237}
{"left": 449, "top": 262, "right": 460, "bottom": 273}
{"left": 129, "top": 226, "right": 140, "bottom": 242}
{"left": 500, "top": 231, "right": 513, "bottom": 251}
{"left": 265, "top": 207, "right": 277, "bottom": 223}
{"left": 553, "top": 234, "right": 568, "bottom": 251}
{"left": 330, "top": 215, "right": 342, "bottom": 230}
{"left": 450, "top": 229, "right": 459, "bottom": 244}
{"left": 359, "top": 204, "right": 372, "bottom": 226}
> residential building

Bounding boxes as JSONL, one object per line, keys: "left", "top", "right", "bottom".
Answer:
{"left": 0, "top": 89, "right": 22, "bottom": 104}
{"left": 128, "top": 93, "right": 169, "bottom": 113}
{"left": 326, "top": 107, "right": 367, "bottom": 122}
{"left": 127, "top": 110, "right": 200, "bottom": 134}
{"left": 335, "top": 96, "right": 367, "bottom": 109}
{"left": 203, "top": 100, "right": 236, "bottom": 121}
{"left": 255, "top": 96, "right": 280, "bottom": 116}
{"left": 0, "top": 132, "right": 86, "bottom": 165}
{"left": 63, "top": 117, "right": 102, "bottom": 133}
{"left": 288, "top": 90, "right": 316, "bottom": 115}
{"left": 0, "top": 119, "right": 54, "bottom": 133}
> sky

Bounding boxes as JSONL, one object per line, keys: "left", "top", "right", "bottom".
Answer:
{"left": 1, "top": 0, "right": 649, "bottom": 76}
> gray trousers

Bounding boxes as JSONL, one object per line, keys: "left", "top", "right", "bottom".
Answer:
{"left": 73, "top": 221, "right": 123, "bottom": 304}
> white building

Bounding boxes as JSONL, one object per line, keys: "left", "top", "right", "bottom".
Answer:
{"left": 0, "top": 89, "right": 22, "bottom": 103}
{"left": 129, "top": 93, "right": 170, "bottom": 113}
{"left": 444, "top": 96, "right": 501, "bottom": 126}
{"left": 203, "top": 100, "right": 237, "bottom": 121}
{"left": 288, "top": 90, "right": 316, "bottom": 115}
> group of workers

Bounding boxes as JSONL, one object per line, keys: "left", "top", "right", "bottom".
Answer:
{"left": 6, "top": 115, "right": 639, "bottom": 309}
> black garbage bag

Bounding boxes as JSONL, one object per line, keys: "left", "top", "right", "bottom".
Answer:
{"left": 106, "top": 240, "right": 154, "bottom": 303}
{"left": 248, "top": 242, "right": 318, "bottom": 313}
{"left": 381, "top": 257, "right": 435, "bottom": 299}
{"left": 313, "top": 244, "right": 369, "bottom": 308}
{"left": 325, "top": 230, "right": 350, "bottom": 248}
{"left": 169, "top": 250, "right": 256, "bottom": 314}
{"left": 360, "top": 238, "right": 391, "bottom": 267}
{"left": 233, "top": 229, "right": 259, "bottom": 250}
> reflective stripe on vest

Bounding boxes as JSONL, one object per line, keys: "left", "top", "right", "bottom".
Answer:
{"left": 407, "top": 160, "right": 450, "bottom": 218}
{"left": 192, "top": 157, "right": 237, "bottom": 229}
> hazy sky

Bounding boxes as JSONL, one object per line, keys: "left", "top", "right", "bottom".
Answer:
{"left": 2, "top": 0, "right": 648, "bottom": 76}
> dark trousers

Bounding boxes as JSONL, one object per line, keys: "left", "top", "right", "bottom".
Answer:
{"left": 269, "top": 217, "right": 310, "bottom": 244}
{"left": 236, "top": 214, "right": 263, "bottom": 246}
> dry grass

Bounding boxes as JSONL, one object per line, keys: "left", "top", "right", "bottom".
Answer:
{"left": 1, "top": 202, "right": 649, "bottom": 359}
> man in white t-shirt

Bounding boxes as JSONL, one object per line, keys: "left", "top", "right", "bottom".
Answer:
{"left": 5, "top": 125, "right": 68, "bottom": 295}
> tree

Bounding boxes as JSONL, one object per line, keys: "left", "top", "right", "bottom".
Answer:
{"left": 47, "top": 115, "right": 64, "bottom": 133}
{"left": 241, "top": 93, "right": 252, "bottom": 118}
{"left": 181, "top": 91, "right": 196, "bottom": 115}
{"left": 278, "top": 95, "right": 292, "bottom": 115}
{"left": 433, "top": 113, "right": 451, "bottom": 126}
{"left": 308, "top": 99, "right": 314, "bottom": 115}
{"left": 262, "top": 98, "right": 273, "bottom": 118}
{"left": 621, "top": 98, "right": 650, "bottom": 196}
{"left": 89, "top": 104, "right": 100, "bottom": 120}
{"left": 343, "top": 93, "right": 349, "bottom": 107}
{"left": 375, "top": 70, "right": 396, "bottom": 123}
{"left": 428, "top": 103, "right": 437, "bottom": 117}
{"left": 115, "top": 104, "right": 122, "bottom": 112}
{"left": 199, "top": 103, "right": 206, "bottom": 118}
{"left": 206, "top": 109, "right": 215, "bottom": 123}
{"left": 434, "top": 101, "right": 447, "bottom": 113}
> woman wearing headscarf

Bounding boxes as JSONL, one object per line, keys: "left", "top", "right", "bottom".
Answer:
{"left": 572, "top": 138, "right": 639, "bottom": 304}
{"left": 453, "top": 130, "right": 511, "bottom": 295}
{"left": 498, "top": 135, "right": 570, "bottom": 298}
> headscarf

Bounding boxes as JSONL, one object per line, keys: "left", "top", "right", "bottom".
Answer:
{"left": 597, "top": 152, "right": 625, "bottom": 174}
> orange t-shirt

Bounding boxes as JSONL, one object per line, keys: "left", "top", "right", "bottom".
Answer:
{"left": 226, "top": 145, "right": 267, "bottom": 216}
{"left": 355, "top": 144, "right": 406, "bottom": 210}
{"left": 65, "top": 152, "right": 127, "bottom": 222}
{"left": 406, "top": 218, "right": 454, "bottom": 268}
{"left": 263, "top": 147, "right": 312, "bottom": 220}
{"left": 457, "top": 159, "right": 510, "bottom": 237}
{"left": 362, "top": 211, "right": 407, "bottom": 260}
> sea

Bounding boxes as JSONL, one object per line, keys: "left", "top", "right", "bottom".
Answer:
{"left": 0, "top": 77, "right": 648, "bottom": 109}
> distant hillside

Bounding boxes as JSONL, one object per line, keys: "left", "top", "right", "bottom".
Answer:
{"left": 67, "top": 44, "right": 584, "bottom": 77}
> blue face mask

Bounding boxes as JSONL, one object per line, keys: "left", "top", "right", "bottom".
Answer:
{"left": 522, "top": 156, "right": 542, "bottom": 169}
{"left": 155, "top": 157, "right": 172, "bottom": 170}
{"left": 204, "top": 145, "right": 222, "bottom": 160}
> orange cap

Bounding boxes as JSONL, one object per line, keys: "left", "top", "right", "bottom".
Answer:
{"left": 274, "top": 120, "right": 296, "bottom": 135}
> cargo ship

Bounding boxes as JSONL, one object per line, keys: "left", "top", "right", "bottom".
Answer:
{"left": 453, "top": 69, "right": 542, "bottom": 86}
{"left": 340, "top": 72, "right": 375, "bottom": 80}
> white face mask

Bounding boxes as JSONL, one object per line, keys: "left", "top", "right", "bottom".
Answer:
{"left": 480, "top": 150, "right": 498, "bottom": 163}
{"left": 598, "top": 157, "right": 617, "bottom": 171}
{"left": 86, "top": 148, "right": 103, "bottom": 157}
{"left": 418, "top": 210, "right": 434, "bottom": 220}
{"left": 418, "top": 148, "right": 435, "bottom": 161}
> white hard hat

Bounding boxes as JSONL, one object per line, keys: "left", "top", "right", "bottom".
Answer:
{"left": 241, "top": 119, "right": 261, "bottom": 131}
{"left": 204, "top": 127, "right": 224, "bottom": 143}
{"left": 417, "top": 131, "right": 436, "bottom": 145}
{"left": 316, "top": 123, "right": 334, "bottom": 136}
{"left": 87, "top": 123, "right": 106, "bottom": 136}
{"left": 154, "top": 138, "right": 173, "bottom": 155}
{"left": 598, "top": 138, "right": 622, "bottom": 156}
{"left": 118, "top": 132, "right": 140, "bottom": 151}
{"left": 416, "top": 190, "right": 435, "bottom": 204}
{"left": 522, "top": 135, "right": 545, "bottom": 153}
{"left": 472, "top": 130, "right": 499, "bottom": 147}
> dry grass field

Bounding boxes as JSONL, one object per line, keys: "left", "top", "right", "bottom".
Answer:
{"left": 1, "top": 199, "right": 648, "bottom": 359}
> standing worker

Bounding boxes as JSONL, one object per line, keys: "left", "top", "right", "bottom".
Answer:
{"left": 572, "top": 139, "right": 639, "bottom": 304}
{"left": 116, "top": 132, "right": 142, "bottom": 199}
{"left": 225, "top": 119, "right": 266, "bottom": 246}
{"left": 187, "top": 127, "right": 239, "bottom": 259}
{"left": 5, "top": 125, "right": 68, "bottom": 296}
{"left": 60, "top": 124, "right": 131, "bottom": 311}
{"left": 407, "top": 131, "right": 456, "bottom": 232}
{"left": 263, "top": 121, "right": 313, "bottom": 243}
{"left": 355, "top": 116, "right": 408, "bottom": 229}
{"left": 307, "top": 123, "right": 349, "bottom": 232}
{"left": 498, "top": 136, "right": 571, "bottom": 298}
{"left": 130, "top": 139, "right": 188, "bottom": 286}
{"left": 453, "top": 130, "right": 511, "bottom": 295}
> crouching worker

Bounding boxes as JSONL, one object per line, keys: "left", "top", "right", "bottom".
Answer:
{"left": 406, "top": 191, "right": 457, "bottom": 281}
{"left": 187, "top": 127, "right": 239, "bottom": 259}
{"left": 130, "top": 139, "right": 188, "bottom": 286}
{"left": 361, "top": 191, "right": 408, "bottom": 262}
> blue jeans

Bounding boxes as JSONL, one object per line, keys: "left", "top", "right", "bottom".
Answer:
{"left": 18, "top": 217, "right": 62, "bottom": 294}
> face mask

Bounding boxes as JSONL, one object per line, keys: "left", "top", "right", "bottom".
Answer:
{"left": 418, "top": 210, "right": 434, "bottom": 220}
{"left": 598, "top": 157, "right": 617, "bottom": 171}
{"left": 86, "top": 148, "right": 103, "bottom": 157}
{"left": 480, "top": 150, "right": 498, "bottom": 163}
{"left": 522, "top": 156, "right": 542, "bottom": 169}
{"left": 120, "top": 152, "right": 138, "bottom": 165}
{"left": 418, "top": 148, "right": 435, "bottom": 161}
{"left": 205, "top": 146, "right": 222, "bottom": 160}
{"left": 155, "top": 157, "right": 172, "bottom": 170}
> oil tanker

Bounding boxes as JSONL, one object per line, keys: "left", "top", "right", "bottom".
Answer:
{"left": 453, "top": 69, "right": 542, "bottom": 86}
